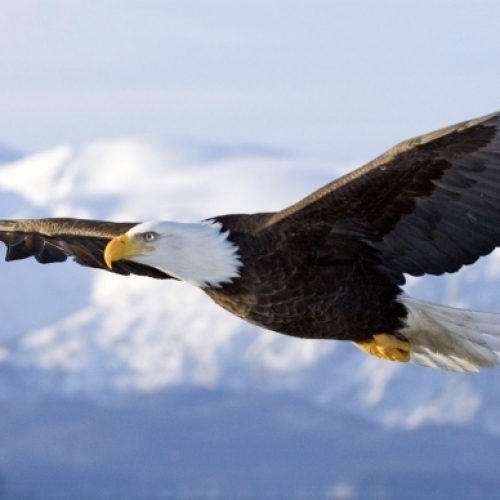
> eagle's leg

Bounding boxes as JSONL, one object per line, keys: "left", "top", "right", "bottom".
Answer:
{"left": 355, "top": 333, "right": 410, "bottom": 362}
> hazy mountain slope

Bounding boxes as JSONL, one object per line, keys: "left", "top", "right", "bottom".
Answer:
{"left": 0, "top": 141, "right": 499, "bottom": 435}
{"left": 2, "top": 389, "right": 500, "bottom": 500}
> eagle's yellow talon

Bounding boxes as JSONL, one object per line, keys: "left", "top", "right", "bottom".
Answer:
{"left": 355, "top": 333, "right": 410, "bottom": 362}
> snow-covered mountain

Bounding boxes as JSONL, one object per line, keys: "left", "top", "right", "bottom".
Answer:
{"left": 1, "top": 140, "right": 500, "bottom": 436}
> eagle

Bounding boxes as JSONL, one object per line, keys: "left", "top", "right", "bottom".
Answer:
{"left": 2, "top": 111, "right": 500, "bottom": 372}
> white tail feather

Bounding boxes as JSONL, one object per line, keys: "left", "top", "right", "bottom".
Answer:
{"left": 399, "top": 296, "right": 500, "bottom": 372}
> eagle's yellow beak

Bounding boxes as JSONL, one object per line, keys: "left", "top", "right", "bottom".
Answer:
{"left": 104, "top": 234, "right": 147, "bottom": 269}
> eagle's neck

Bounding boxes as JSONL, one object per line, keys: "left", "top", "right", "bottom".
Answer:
{"left": 128, "top": 220, "right": 242, "bottom": 288}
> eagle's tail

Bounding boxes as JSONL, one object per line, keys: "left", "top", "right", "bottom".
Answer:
{"left": 399, "top": 296, "right": 500, "bottom": 372}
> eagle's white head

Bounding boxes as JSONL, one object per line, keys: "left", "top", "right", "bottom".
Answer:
{"left": 104, "top": 220, "right": 241, "bottom": 287}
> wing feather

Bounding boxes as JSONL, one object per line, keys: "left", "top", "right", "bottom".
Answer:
{"left": 0, "top": 218, "right": 173, "bottom": 280}
{"left": 260, "top": 111, "right": 500, "bottom": 283}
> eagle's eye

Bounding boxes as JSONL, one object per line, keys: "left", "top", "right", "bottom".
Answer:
{"left": 142, "top": 231, "right": 158, "bottom": 242}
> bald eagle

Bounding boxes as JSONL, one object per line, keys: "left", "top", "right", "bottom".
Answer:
{"left": 2, "top": 112, "right": 500, "bottom": 372}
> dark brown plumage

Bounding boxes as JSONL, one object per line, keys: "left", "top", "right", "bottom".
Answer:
{"left": 2, "top": 111, "right": 500, "bottom": 370}
{"left": 205, "top": 219, "right": 406, "bottom": 342}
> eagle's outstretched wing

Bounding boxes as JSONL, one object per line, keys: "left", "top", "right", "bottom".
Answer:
{"left": 262, "top": 112, "right": 500, "bottom": 283}
{"left": 0, "top": 218, "right": 173, "bottom": 279}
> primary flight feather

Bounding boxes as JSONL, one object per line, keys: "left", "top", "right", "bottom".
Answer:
{"left": 2, "top": 111, "right": 500, "bottom": 372}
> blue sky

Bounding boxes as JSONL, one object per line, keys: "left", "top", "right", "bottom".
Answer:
{"left": 1, "top": 0, "right": 499, "bottom": 160}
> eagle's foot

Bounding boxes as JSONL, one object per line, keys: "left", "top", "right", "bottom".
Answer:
{"left": 355, "top": 333, "right": 410, "bottom": 362}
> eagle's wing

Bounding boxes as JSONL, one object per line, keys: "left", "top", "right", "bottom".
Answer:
{"left": 0, "top": 218, "right": 173, "bottom": 279}
{"left": 262, "top": 111, "right": 500, "bottom": 283}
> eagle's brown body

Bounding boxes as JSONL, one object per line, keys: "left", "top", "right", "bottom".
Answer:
{"left": 205, "top": 217, "right": 406, "bottom": 342}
